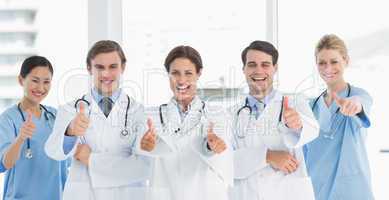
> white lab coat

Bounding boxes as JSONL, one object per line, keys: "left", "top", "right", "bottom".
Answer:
{"left": 229, "top": 91, "right": 319, "bottom": 200}
{"left": 45, "top": 91, "right": 154, "bottom": 200}
{"left": 138, "top": 96, "right": 233, "bottom": 200}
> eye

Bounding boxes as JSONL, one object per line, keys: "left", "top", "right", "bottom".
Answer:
{"left": 44, "top": 80, "right": 51, "bottom": 84}
{"left": 32, "top": 79, "right": 39, "bottom": 83}
{"left": 262, "top": 63, "right": 270, "bottom": 68}
{"left": 318, "top": 61, "right": 326, "bottom": 66}
{"left": 247, "top": 63, "right": 257, "bottom": 68}
{"left": 185, "top": 71, "right": 193, "bottom": 76}
{"left": 330, "top": 60, "right": 339, "bottom": 65}
{"left": 95, "top": 65, "right": 104, "bottom": 70}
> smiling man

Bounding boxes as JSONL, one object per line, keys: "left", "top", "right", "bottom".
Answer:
{"left": 45, "top": 40, "right": 153, "bottom": 200}
{"left": 229, "top": 40, "right": 319, "bottom": 200}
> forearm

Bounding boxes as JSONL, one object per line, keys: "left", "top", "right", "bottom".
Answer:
{"left": 3, "top": 138, "right": 24, "bottom": 169}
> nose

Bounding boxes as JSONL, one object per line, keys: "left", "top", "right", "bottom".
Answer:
{"left": 175, "top": 74, "right": 186, "bottom": 84}
{"left": 37, "top": 82, "right": 45, "bottom": 91}
{"left": 100, "top": 69, "right": 110, "bottom": 78}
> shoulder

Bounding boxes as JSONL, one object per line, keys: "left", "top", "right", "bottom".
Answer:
{"left": 350, "top": 85, "right": 371, "bottom": 97}
{"left": 0, "top": 104, "right": 19, "bottom": 123}
{"left": 41, "top": 105, "right": 57, "bottom": 115}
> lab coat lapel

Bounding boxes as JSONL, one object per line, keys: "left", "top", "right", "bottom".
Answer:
{"left": 255, "top": 91, "right": 283, "bottom": 136}
{"left": 181, "top": 96, "right": 203, "bottom": 135}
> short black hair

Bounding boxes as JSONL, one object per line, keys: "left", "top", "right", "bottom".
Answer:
{"left": 19, "top": 56, "right": 53, "bottom": 78}
{"left": 164, "top": 45, "right": 203, "bottom": 73}
{"left": 241, "top": 40, "right": 279, "bottom": 66}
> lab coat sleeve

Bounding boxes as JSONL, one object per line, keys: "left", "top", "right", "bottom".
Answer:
{"left": 87, "top": 102, "right": 151, "bottom": 188}
{"left": 191, "top": 106, "right": 234, "bottom": 187}
{"left": 226, "top": 105, "right": 270, "bottom": 179}
{"left": 88, "top": 152, "right": 151, "bottom": 188}
{"left": 233, "top": 145, "right": 269, "bottom": 179}
{"left": 45, "top": 103, "right": 79, "bottom": 161}
{"left": 349, "top": 88, "right": 373, "bottom": 128}
{"left": 282, "top": 94, "right": 319, "bottom": 148}
{"left": 0, "top": 113, "right": 15, "bottom": 172}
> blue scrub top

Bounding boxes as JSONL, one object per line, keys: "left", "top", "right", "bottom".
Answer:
{"left": 304, "top": 85, "right": 374, "bottom": 200}
{"left": 0, "top": 105, "right": 71, "bottom": 200}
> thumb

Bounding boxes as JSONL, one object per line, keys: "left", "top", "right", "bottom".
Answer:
{"left": 283, "top": 96, "right": 289, "bottom": 111}
{"left": 332, "top": 92, "right": 344, "bottom": 106}
{"left": 147, "top": 118, "right": 154, "bottom": 130}
{"left": 26, "top": 110, "right": 33, "bottom": 123}
{"left": 79, "top": 102, "right": 86, "bottom": 115}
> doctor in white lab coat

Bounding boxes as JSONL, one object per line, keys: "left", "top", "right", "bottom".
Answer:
{"left": 139, "top": 45, "right": 233, "bottom": 200}
{"left": 229, "top": 40, "right": 319, "bottom": 200}
{"left": 45, "top": 40, "right": 152, "bottom": 200}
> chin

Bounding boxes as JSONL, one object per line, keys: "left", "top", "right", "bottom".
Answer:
{"left": 174, "top": 93, "right": 193, "bottom": 102}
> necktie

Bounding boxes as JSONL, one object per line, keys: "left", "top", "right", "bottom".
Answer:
{"left": 101, "top": 97, "right": 113, "bottom": 117}
{"left": 254, "top": 101, "right": 266, "bottom": 119}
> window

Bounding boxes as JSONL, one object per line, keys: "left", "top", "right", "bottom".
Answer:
{"left": 122, "top": 0, "right": 268, "bottom": 106}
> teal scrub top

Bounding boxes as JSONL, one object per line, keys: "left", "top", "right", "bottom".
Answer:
{"left": 0, "top": 105, "right": 71, "bottom": 200}
{"left": 304, "top": 85, "right": 374, "bottom": 200}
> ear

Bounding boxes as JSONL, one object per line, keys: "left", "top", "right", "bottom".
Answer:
{"left": 274, "top": 64, "right": 279, "bottom": 72}
{"left": 344, "top": 56, "right": 350, "bottom": 66}
{"left": 87, "top": 65, "right": 92, "bottom": 75}
{"left": 18, "top": 75, "right": 24, "bottom": 86}
{"left": 121, "top": 63, "right": 126, "bottom": 73}
{"left": 197, "top": 68, "right": 202, "bottom": 79}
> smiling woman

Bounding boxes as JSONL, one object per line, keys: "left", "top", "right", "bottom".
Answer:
{"left": 0, "top": 56, "right": 70, "bottom": 200}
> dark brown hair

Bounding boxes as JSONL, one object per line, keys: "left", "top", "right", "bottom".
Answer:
{"left": 241, "top": 40, "right": 279, "bottom": 66}
{"left": 86, "top": 40, "right": 126, "bottom": 67}
{"left": 164, "top": 45, "right": 203, "bottom": 73}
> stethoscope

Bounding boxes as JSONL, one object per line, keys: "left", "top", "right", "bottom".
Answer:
{"left": 311, "top": 83, "right": 351, "bottom": 139}
{"left": 159, "top": 100, "right": 207, "bottom": 135}
{"left": 74, "top": 94, "right": 131, "bottom": 139}
{"left": 17, "top": 103, "right": 56, "bottom": 159}
{"left": 235, "top": 96, "right": 285, "bottom": 139}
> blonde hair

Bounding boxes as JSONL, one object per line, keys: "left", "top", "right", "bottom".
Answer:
{"left": 315, "top": 34, "right": 349, "bottom": 61}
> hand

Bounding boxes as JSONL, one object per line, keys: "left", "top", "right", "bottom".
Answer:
{"left": 68, "top": 103, "right": 90, "bottom": 136}
{"left": 17, "top": 110, "right": 36, "bottom": 142}
{"left": 140, "top": 118, "right": 157, "bottom": 152}
{"left": 266, "top": 150, "right": 299, "bottom": 174}
{"left": 282, "top": 96, "right": 302, "bottom": 131}
{"left": 74, "top": 144, "right": 91, "bottom": 166}
{"left": 332, "top": 92, "right": 362, "bottom": 116}
{"left": 207, "top": 123, "right": 226, "bottom": 154}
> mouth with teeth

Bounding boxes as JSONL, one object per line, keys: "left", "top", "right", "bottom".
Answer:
{"left": 31, "top": 90, "right": 45, "bottom": 98}
{"left": 251, "top": 77, "right": 267, "bottom": 82}
{"left": 100, "top": 80, "right": 114, "bottom": 86}
{"left": 176, "top": 85, "right": 191, "bottom": 94}
{"left": 321, "top": 72, "right": 338, "bottom": 79}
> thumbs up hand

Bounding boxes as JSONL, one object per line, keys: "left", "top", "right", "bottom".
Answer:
{"left": 282, "top": 96, "right": 303, "bottom": 131}
{"left": 17, "top": 110, "right": 36, "bottom": 142}
{"left": 206, "top": 122, "right": 226, "bottom": 154}
{"left": 141, "top": 118, "right": 157, "bottom": 152}
{"left": 68, "top": 103, "right": 90, "bottom": 136}
{"left": 332, "top": 92, "right": 362, "bottom": 116}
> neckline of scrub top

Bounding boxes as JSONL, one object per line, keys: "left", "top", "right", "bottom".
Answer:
{"left": 17, "top": 104, "right": 48, "bottom": 122}
{"left": 320, "top": 86, "right": 350, "bottom": 114}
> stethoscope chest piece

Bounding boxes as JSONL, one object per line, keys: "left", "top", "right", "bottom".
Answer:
{"left": 120, "top": 129, "right": 129, "bottom": 138}
{"left": 25, "top": 148, "right": 33, "bottom": 159}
